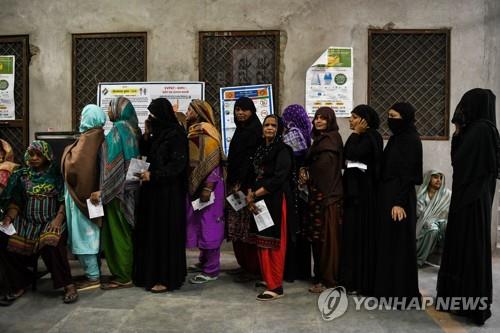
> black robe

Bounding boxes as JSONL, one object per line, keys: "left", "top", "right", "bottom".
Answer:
{"left": 437, "top": 119, "right": 498, "bottom": 323}
{"left": 374, "top": 127, "right": 422, "bottom": 302}
{"left": 133, "top": 126, "right": 188, "bottom": 291}
{"left": 341, "top": 129, "right": 383, "bottom": 295}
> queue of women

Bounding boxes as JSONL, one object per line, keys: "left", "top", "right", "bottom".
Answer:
{"left": 0, "top": 88, "right": 498, "bottom": 325}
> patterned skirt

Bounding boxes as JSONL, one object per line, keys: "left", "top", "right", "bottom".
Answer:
{"left": 7, "top": 195, "right": 64, "bottom": 256}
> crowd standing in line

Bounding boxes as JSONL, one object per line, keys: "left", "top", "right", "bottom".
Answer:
{"left": 0, "top": 89, "right": 498, "bottom": 325}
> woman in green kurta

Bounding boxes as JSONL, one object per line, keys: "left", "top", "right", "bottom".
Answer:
{"left": 91, "top": 96, "right": 141, "bottom": 289}
{"left": 415, "top": 170, "right": 451, "bottom": 267}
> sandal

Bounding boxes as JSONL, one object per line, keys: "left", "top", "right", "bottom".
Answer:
{"left": 256, "top": 290, "right": 284, "bottom": 301}
{"left": 75, "top": 278, "right": 100, "bottom": 291}
{"left": 63, "top": 285, "right": 79, "bottom": 304}
{"left": 308, "top": 283, "right": 327, "bottom": 294}
{"left": 100, "top": 280, "right": 133, "bottom": 290}
{"left": 189, "top": 274, "right": 218, "bottom": 284}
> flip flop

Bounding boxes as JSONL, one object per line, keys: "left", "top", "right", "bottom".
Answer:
{"left": 308, "top": 284, "right": 326, "bottom": 294}
{"left": 100, "top": 280, "right": 133, "bottom": 290}
{"left": 256, "top": 290, "right": 284, "bottom": 301}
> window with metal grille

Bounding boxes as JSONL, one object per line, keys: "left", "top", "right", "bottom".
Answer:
{"left": 368, "top": 29, "right": 450, "bottom": 140}
{"left": 72, "top": 32, "right": 147, "bottom": 130}
{"left": 0, "top": 35, "right": 29, "bottom": 163}
{"left": 199, "top": 31, "right": 281, "bottom": 129}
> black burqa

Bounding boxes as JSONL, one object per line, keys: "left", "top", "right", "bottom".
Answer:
{"left": 227, "top": 97, "right": 263, "bottom": 189}
{"left": 437, "top": 88, "right": 499, "bottom": 325}
{"left": 134, "top": 98, "right": 188, "bottom": 291}
{"left": 340, "top": 105, "right": 383, "bottom": 295}
{"left": 373, "top": 102, "right": 422, "bottom": 303}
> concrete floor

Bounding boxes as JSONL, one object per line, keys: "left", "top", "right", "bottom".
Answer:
{"left": 0, "top": 250, "right": 499, "bottom": 333}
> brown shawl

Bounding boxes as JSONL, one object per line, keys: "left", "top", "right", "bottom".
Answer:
{"left": 61, "top": 128, "right": 104, "bottom": 220}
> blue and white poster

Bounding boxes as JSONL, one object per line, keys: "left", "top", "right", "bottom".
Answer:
{"left": 220, "top": 84, "right": 274, "bottom": 155}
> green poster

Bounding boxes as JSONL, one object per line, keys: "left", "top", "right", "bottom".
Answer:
{"left": 0, "top": 56, "right": 14, "bottom": 75}
{"left": 327, "top": 48, "right": 352, "bottom": 68}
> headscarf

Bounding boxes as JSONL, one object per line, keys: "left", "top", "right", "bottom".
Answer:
{"left": 227, "top": 97, "right": 263, "bottom": 187}
{"left": 253, "top": 115, "right": 286, "bottom": 173}
{"left": 351, "top": 104, "right": 380, "bottom": 130}
{"left": 101, "top": 96, "right": 140, "bottom": 226}
{"left": 147, "top": 98, "right": 180, "bottom": 136}
{"left": 62, "top": 104, "right": 105, "bottom": 217}
{"left": 0, "top": 139, "right": 19, "bottom": 188}
{"left": 7, "top": 140, "right": 63, "bottom": 198}
{"left": 105, "top": 96, "right": 141, "bottom": 163}
{"left": 452, "top": 88, "right": 497, "bottom": 126}
{"left": 282, "top": 104, "right": 312, "bottom": 146}
{"left": 79, "top": 104, "right": 107, "bottom": 133}
{"left": 187, "top": 100, "right": 224, "bottom": 195}
{"left": 388, "top": 102, "right": 418, "bottom": 134}
{"left": 416, "top": 170, "right": 451, "bottom": 236}
{"left": 311, "top": 107, "right": 339, "bottom": 139}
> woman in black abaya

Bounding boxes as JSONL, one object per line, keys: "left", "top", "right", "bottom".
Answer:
{"left": 340, "top": 105, "right": 383, "bottom": 296}
{"left": 134, "top": 98, "right": 188, "bottom": 292}
{"left": 437, "top": 88, "right": 499, "bottom": 325}
{"left": 373, "top": 102, "right": 422, "bottom": 305}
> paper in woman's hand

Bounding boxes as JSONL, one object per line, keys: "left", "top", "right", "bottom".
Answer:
{"left": 126, "top": 158, "right": 150, "bottom": 181}
{"left": 87, "top": 198, "right": 105, "bottom": 219}
{"left": 0, "top": 222, "right": 16, "bottom": 236}
{"left": 252, "top": 200, "right": 274, "bottom": 231}
{"left": 226, "top": 191, "right": 247, "bottom": 211}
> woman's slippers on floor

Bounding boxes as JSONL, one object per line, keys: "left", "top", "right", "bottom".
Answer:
{"left": 0, "top": 289, "right": 25, "bottom": 306}
{"left": 62, "top": 285, "right": 79, "bottom": 304}
{"left": 100, "top": 280, "right": 133, "bottom": 291}
{"left": 256, "top": 289, "right": 284, "bottom": 301}
{"left": 308, "top": 283, "right": 327, "bottom": 294}
{"left": 189, "top": 274, "right": 218, "bottom": 284}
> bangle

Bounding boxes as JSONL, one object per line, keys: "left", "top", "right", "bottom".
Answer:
{"left": 202, "top": 187, "right": 213, "bottom": 192}
{"left": 252, "top": 192, "right": 257, "bottom": 200}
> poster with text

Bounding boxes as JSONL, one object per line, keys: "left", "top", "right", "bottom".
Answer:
{"left": 220, "top": 84, "right": 274, "bottom": 155}
{"left": 0, "top": 56, "right": 15, "bottom": 120}
{"left": 97, "top": 82, "right": 205, "bottom": 133}
{"left": 305, "top": 47, "right": 353, "bottom": 118}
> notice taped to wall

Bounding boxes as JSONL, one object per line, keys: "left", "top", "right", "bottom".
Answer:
{"left": 97, "top": 82, "right": 205, "bottom": 133}
{"left": 0, "top": 56, "right": 15, "bottom": 120}
{"left": 305, "top": 47, "right": 353, "bottom": 118}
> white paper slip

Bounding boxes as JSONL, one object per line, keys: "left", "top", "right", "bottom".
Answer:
{"left": 253, "top": 200, "right": 274, "bottom": 232}
{"left": 191, "top": 192, "right": 215, "bottom": 211}
{"left": 346, "top": 160, "right": 368, "bottom": 171}
{"left": 0, "top": 222, "right": 16, "bottom": 236}
{"left": 226, "top": 191, "right": 247, "bottom": 211}
{"left": 126, "top": 158, "right": 151, "bottom": 181}
{"left": 87, "top": 198, "right": 105, "bottom": 219}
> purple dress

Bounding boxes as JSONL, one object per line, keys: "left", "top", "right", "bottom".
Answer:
{"left": 186, "top": 166, "right": 225, "bottom": 249}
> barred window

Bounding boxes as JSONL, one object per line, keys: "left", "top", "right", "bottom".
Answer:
{"left": 368, "top": 29, "right": 450, "bottom": 139}
{"left": 72, "top": 32, "right": 147, "bottom": 130}
{"left": 199, "top": 31, "right": 281, "bottom": 129}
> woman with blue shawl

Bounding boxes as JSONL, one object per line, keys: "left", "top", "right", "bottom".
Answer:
{"left": 415, "top": 170, "right": 451, "bottom": 267}
{"left": 91, "top": 96, "right": 141, "bottom": 290}
{"left": 62, "top": 104, "right": 106, "bottom": 290}
{"left": 0, "top": 141, "right": 78, "bottom": 304}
